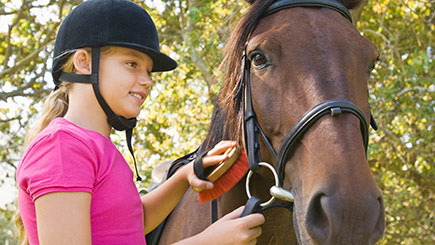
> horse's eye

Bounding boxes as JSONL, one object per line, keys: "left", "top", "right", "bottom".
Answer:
{"left": 368, "top": 57, "right": 379, "bottom": 75}
{"left": 250, "top": 53, "right": 268, "bottom": 69}
{"left": 368, "top": 63, "right": 376, "bottom": 74}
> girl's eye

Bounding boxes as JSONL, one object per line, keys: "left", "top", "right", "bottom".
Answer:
{"left": 250, "top": 52, "right": 268, "bottom": 69}
{"left": 127, "top": 61, "right": 137, "bottom": 68}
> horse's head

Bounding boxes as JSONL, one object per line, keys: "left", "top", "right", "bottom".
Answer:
{"left": 218, "top": 0, "right": 385, "bottom": 244}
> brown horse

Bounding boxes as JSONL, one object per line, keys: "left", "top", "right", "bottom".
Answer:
{"left": 157, "top": 0, "right": 385, "bottom": 244}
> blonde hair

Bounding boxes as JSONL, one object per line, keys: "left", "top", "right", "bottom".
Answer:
{"left": 16, "top": 82, "right": 72, "bottom": 244}
{"left": 16, "top": 50, "right": 76, "bottom": 244}
{"left": 16, "top": 46, "right": 116, "bottom": 244}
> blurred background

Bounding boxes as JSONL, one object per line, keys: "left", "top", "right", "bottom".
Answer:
{"left": 0, "top": 0, "right": 433, "bottom": 244}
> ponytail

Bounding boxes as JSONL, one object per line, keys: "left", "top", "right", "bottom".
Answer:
{"left": 14, "top": 211, "right": 28, "bottom": 245}
{"left": 16, "top": 83, "right": 71, "bottom": 245}
{"left": 23, "top": 82, "right": 71, "bottom": 146}
{"left": 24, "top": 49, "right": 79, "bottom": 146}
{"left": 16, "top": 51, "right": 76, "bottom": 244}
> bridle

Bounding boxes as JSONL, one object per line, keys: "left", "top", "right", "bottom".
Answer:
{"left": 145, "top": 1, "right": 380, "bottom": 242}
{"left": 236, "top": 0, "right": 379, "bottom": 216}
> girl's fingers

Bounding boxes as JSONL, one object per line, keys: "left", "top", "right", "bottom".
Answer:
{"left": 190, "top": 177, "right": 213, "bottom": 191}
{"left": 189, "top": 141, "right": 238, "bottom": 189}
{"left": 247, "top": 226, "right": 262, "bottom": 239}
{"left": 201, "top": 154, "right": 229, "bottom": 167}
{"left": 238, "top": 213, "right": 265, "bottom": 228}
{"left": 220, "top": 206, "right": 245, "bottom": 220}
{"left": 207, "top": 141, "right": 237, "bottom": 156}
{"left": 201, "top": 140, "right": 238, "bottom": 168}
{"left": 219, "top": 206, "right": 265, "bottom": 228}
{"left": 248, "top": 239, "right": 258, "bottom": 245}
{"left": 201, "top": 206, "right": 264, "bottom": 244}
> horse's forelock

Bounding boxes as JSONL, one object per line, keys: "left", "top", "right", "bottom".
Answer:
{"left": 206, "top": 0, "right": 276, "bottom": 146}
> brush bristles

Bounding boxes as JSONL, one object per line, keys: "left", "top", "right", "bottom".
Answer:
{"left": 199, "top": 151, "right": 249, "bottom": 203}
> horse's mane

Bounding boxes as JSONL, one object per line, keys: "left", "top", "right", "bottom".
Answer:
{"left": 201, "top": 0, "right": 276, "bottom": 151}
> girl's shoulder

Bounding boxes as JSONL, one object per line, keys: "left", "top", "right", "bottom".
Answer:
{"left": 47, "top": 117, "right": 107, "bottom": 140}
{"left": 17, "top": 118, "right": 109, "bottom": 199}
{"left": 22, "top": 118, "right": 113, "bottom": 165}
{"left": 32, "top": 117, "right": 109, "bottom": 147}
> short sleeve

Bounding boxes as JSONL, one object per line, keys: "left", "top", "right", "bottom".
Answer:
{"left": 18, "top": 130, "right": 98, "bottom": 201}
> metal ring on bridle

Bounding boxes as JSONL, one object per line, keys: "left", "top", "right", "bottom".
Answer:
{"left": 245, "top": 162, "right": 279, "bottom": 207}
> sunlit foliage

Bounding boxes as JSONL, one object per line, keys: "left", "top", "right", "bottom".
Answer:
{"left": 0, "top": 0, "right": 433, "bottom": 243}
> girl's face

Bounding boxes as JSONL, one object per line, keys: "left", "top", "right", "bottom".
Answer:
{"left": 98, "top": 46, "right": 154, "bottom": 118}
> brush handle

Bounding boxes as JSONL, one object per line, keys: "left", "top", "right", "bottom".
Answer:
{"left": 207, "top": 147, "right": 240, "bottom": 182}
{"left": 240, "top": 196, "right": 262, "bottom": 217}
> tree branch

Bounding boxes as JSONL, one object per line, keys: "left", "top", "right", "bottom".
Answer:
{"left": 3, "top": 0, "right": 27, "bottom": 68}
{"left": 398, "top": 0, "right": 432, "bottom": 25}
{"left": 0, "top": 22, "right": 59, "bottom": 80}
{"left": 361, "top": 29, "right": 389, "bottom": 43}
{"left": 0, "top": 3, "right": 49, "bottom": 16}
{"left": 0, "top": 46, "right": 46, "bottom": 79}
{"left": 397, "top": 86, "right": 434, "bottom": 97}
{"left": 1, "top": 159, "right": 18, "bottom": 170}
{"left": 181, "top": 0, "right": 218, "bottom": 102}
{"left": 0, "top": 116, "right": 21, "bottom": 123}
{"left": 0, "top": 63, "right": 50, "bottom": 101}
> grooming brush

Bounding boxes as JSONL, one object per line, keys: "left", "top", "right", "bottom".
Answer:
{"left": 199, "top": 146, "right": 249, "bottom": 203}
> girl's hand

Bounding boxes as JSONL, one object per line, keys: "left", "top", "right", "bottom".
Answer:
{"left": 186, "top": 140, "right": 237, "bottom": 192}
{"left": 176, "top": 206, "right": 265, "bottom": 245}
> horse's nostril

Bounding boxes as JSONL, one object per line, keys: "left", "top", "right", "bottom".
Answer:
{"left": 370, "top": 197, "right": 386, "bottom": 244}
{"left": 305, "top": 193, "right": 330, "bottom": 242}
{"left": 304, "top": 190, "right": 386, "bottom": 244}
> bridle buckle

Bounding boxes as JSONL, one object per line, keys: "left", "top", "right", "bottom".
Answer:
{"left": 330, "top": 107, "right": 342, "bottom": 116}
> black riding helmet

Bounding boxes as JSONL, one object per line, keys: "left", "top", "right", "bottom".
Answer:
{"left": 52, "top": 0, "right": 177, "bottom": 180}
{"left": 52, "top": 0, "right": 177, "bottom": 79}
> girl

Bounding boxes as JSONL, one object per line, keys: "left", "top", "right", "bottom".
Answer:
{"left": 16, "top": 0, "right": 264, "bottom": 244}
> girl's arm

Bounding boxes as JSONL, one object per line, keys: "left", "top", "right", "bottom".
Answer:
{"left": 141, "top": 141, "right": 236, "bottom": 234}
{"left": 35, "top": 192, "right": 92, "bottom": 245}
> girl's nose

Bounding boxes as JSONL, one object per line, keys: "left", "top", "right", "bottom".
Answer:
{"left": 139, "top": 73, "right": 153, "bottom": 88}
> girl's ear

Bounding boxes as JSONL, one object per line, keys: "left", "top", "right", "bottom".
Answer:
{"left": 73, "top": 49, "right": 92, "bottom": 75}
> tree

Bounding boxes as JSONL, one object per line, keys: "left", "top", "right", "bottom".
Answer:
{"left": 128, "top": 0, "right": 246, "bottom": 186}
{"left": 0, "top": 204, "right": 18, "bottom": 244}
{"left": 0, "top": 0, "right": 433, "bottom": 243}
{"left": 358, "top": 0, "right": 434, "bottom": 243}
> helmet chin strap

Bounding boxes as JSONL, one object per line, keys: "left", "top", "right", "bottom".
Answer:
{"left": 58, "top": 47, "right": 142, "bottom": 181}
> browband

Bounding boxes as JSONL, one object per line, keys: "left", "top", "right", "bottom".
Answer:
{"left": 265, "top": 0, "right": 353, "bottom": 23}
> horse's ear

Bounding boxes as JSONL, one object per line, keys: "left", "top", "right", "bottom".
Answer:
{"left": 341, "top": 0, "right": 367, "bottom": 9}
{"left": 246, "top": 0, "right": 256, "bottom": 4}
{"left": 342, "top": 0, "right": 368, "bottom": 23}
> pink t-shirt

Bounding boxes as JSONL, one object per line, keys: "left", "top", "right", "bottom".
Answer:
{"left": 17, "top": 118, "right": 146, "bottom": 245}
